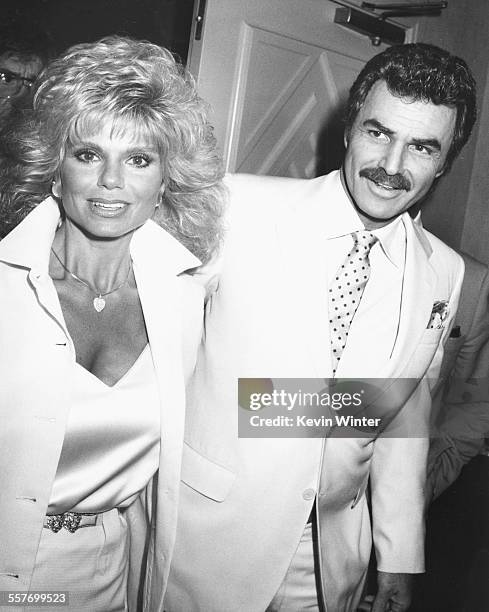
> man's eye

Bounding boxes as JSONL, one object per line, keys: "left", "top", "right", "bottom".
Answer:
{"left": 0, "top": 71, "right": 14, "bottom": 83}
{"left": 368, "top": 129, "right": 386, "bottom": 139}
{"left": 411, "top": 144, "right": 431, "bottom": 155}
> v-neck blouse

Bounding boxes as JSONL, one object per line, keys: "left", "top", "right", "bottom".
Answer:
{"left": 47, "top": 345, "right": 160, "bottom": 514}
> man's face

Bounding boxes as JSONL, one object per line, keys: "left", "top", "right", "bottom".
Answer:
{"left": 0, "top": 52, "right": 43, "bottom": 123}
{"left": 343, "top": 80, "right": 457, "bottom": 229}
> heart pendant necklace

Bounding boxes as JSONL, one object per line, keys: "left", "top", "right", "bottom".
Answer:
{"left": 51, "top": 247, "right": 132, "bottom": 313}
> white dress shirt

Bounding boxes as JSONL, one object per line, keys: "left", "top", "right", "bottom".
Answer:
{"left": 325, "top": 172, "right": 407, "bottom": 376}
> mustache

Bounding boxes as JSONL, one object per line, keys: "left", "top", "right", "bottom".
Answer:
{"left": 360, "top": 167, "right": 411, "bottom": 191}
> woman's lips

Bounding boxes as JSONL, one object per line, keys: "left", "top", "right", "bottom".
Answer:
{"left": 88, "top": 200, "right": 129, "bottom": 216}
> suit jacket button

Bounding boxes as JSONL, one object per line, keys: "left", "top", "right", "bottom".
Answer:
{"left": 302, "top": 488, "right": 315, "bottom": 501}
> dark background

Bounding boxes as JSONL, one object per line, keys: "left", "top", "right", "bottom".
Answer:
{"left": 4, "top": 0, "right": 195, "bottom": 62}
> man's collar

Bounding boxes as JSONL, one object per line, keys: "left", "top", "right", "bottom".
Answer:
{"left": 323, "top": 170, "right": 364, "bottom": 239}
{"left": 0, "top": 196, "right": 201, "bottom": 274}
{"left": 372, "top": 216, "right": 405, "bottom": 268}
{"left": 411, "top": 211, "right": 433, "bottom": 258}
{"left": 327, "top": 169, "right": 432, "bottom": 263}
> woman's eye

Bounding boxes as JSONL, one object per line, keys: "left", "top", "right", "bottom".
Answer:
{"left": 75, "top": 149, "right": 99, "bottom": 163}
{"left": 129, "top": 155, "right": 150, "bottom": 168}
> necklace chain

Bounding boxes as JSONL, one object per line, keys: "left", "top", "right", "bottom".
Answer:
{"left": 50, "top": 247, "right": 132, "bottom": 312}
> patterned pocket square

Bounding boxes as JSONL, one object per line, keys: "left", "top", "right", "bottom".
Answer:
{"left": 427, "top": 300, "right": 449, "bottom": 329}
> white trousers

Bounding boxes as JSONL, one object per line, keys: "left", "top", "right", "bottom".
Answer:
{"left": 266, "top": 522, "right": 320, "bottom": 611}
{"left": 29, "top": 508, "right": 128, "bottom": 612}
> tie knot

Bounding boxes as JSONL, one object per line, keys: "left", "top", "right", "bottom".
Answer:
{"left": 351, "top": 230, "right": 377, "bottom": 252}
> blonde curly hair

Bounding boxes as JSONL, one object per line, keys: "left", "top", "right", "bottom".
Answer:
{"left": 0, "top": 35, "right": 225, "bottom": 262}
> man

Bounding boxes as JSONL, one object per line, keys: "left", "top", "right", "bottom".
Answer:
{"left": 408, "top": 253, "right": 489, "bottom": 611}
{"left": 428, "top": 252, "right": 489, "bottom": 501}
{"left": 163, "top": 44, "right": 476, "bottom": 612}
{"left": 0, "top": 20, "right": 49, "bottom": 127}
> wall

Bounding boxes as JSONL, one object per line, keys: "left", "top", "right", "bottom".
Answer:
{"left": 460, "top": 60, "right": 489, "bottom": 263}
{"left": 414, "top": 0, "right": 489, "bottom": 259}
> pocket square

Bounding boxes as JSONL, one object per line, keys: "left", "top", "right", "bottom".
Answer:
{"left": 428, "top": 300, "right": 449, "bottom": 329}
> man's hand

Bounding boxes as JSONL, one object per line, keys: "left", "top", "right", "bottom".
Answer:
{"left": 357, "top": 572, "right": 413, "bottom": 612}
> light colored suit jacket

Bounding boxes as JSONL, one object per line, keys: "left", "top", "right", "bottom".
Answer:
{"left": 428, "top": 252, "right": 489, "bottom": 500}
{"left": 0, "top": 198, "right": 204, "bottom": 611}
{"left": 164, "top": 171, "right": 464, "bottom": 612}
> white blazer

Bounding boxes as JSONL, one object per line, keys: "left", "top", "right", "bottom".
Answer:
{"left": 164, "top": 172, "right": 465, "bottom": 612}
{"left": 0, "top": 198, "right": 204, "bottom": 610}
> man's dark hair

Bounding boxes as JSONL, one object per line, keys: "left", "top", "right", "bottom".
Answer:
{"left": 0, "top": 19, "right": 53, "bottom": 66}
{"left": 345, "top": 43, "right": 477, "bottom": 171}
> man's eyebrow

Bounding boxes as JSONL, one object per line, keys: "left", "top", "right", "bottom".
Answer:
{"left": 362, "top": 118, "right": 393, "bottom": 135}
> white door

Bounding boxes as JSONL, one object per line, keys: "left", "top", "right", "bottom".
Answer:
{"left": 188, "top": 0, "right": 414, "bottom": 177}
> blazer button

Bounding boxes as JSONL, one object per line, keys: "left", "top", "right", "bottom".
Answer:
{"left": 302, "top": 488, "right": 316, "bottom": 501}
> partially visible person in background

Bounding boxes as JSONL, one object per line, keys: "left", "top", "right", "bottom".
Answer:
{"left": 409, "top": 252, "right": 489, "bottom": 612}
{"left": 428, "top": 252, "right": 489, "bottom": 501}
{"left": 0, "top": 19, "right": 51, "bottom": 126}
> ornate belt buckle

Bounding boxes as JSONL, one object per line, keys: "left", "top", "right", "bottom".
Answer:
{"left": 46, "top": 511, "right": 82, "bottom": 533}
{"left": 63, "top": 512, "right": 82, "bottom": 533}
{"left": 45, "top": 514, "right": 64, "bottom": 533}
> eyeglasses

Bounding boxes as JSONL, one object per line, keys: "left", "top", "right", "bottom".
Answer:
{"left": 0, "top": 68, "right": 35, "bottom": 99}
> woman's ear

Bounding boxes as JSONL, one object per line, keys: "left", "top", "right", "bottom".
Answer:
{"left": 156, "top": 183, "right": 165, "bottom": 208}
{"left": 51, "top": 178, "right": 62, "bottom": 199}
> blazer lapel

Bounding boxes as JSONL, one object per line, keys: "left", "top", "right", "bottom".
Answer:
{"left": 130, "top": 221, "right": 201, "bottom": 599}
{"left": 383, "top": 216, "right": 435, "bottom": 379}
{"left": 272, "top": 176, "right": 437, "bottom": 383}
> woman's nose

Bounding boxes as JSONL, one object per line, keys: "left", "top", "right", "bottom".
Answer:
{"left": 98, "top": 161, "right": 124, "bottom": 189}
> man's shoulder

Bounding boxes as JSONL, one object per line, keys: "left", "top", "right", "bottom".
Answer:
{"left": 224, "top": 172, "right": 329, "bottom": 191}
{"left": 459, "top": 250, "right": 489, "bottom": 285}
{"left": 418, "top": 225, "right": 464, "bottom": 274}
{"left": 223, "top": 171, "right": 338, "bottom": 211}
{"left": 454, "top": 251, "right": 489, "bottom": 328}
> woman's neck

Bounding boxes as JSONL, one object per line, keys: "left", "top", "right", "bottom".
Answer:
{"left": 51, "top": 220, "right": 134, "bottom": 293}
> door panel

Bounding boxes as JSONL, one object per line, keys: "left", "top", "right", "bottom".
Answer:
{"left": 189, "top": 0, "right": 414, "bottom": 176}
{"left": 230, "top": 26, "right": 366, "bottom": 177}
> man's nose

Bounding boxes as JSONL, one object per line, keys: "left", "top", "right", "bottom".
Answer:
{"left": 98, "top": 161, "right": 124, "bottom": 189}
{"left": 380, "top": 142, "right": 406, "bottom": 176}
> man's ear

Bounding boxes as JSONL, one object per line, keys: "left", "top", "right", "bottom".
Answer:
{"left": 435, "top": 163, "right": 448, "bottom": 179}
{"left": 344, "top": 128, "right": 350, "bottom": 150}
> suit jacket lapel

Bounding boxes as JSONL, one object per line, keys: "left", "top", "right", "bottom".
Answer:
{"left": 276, "top": 184, "right": 436, "bottom": 381}
{"left": 384, "top": 216, "right": 435, "bottom": 379}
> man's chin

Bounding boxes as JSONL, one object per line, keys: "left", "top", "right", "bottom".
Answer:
{"left": 354, "top": 199, "right": 407, "bottom": 228}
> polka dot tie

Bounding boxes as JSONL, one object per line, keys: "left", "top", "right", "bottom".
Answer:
{"left": 328, "top": 231, "right": 378, "bottom": 375}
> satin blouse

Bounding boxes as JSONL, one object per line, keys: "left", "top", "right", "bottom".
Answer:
{"left": 48, "top": 345, "right": 160, "bottom": 514}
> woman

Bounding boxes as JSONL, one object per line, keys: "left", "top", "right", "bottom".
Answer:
{"left": 0, "top": 36, "right": 223, "bottom": 610}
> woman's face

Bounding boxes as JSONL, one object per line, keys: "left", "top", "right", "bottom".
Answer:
{"left": 56, "top": 118, "right": 165, "bottom": 240}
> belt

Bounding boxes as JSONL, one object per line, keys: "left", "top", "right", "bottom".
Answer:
{"left": 44, "top": 512, "right": 100, "bottom": 533}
